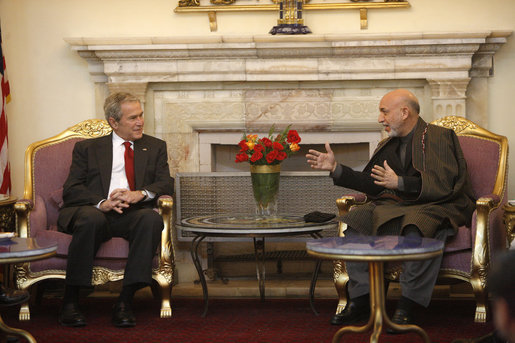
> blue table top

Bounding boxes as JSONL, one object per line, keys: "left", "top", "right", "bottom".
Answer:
{"left": 306, "top": 235, "right": 444, "bottom": 261}
{"left": 0, "top": 237, "right": 57, "bottom": 261}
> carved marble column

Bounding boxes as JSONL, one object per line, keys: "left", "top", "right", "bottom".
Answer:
{"left": 427, "top": 79, "right": 470, "bottom": 120}
{"left": 466, "top": 32, "right": 511, "bottom": 128}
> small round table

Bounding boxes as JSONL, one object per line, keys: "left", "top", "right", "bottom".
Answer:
{"left": 306, "top": 235, "right": 444, "bottom": 343}
{"left": 178, "top": 214, "right": 337, "bottom": 317}
{"left": 0, "top": 237, "right": 57, "bottom": 343}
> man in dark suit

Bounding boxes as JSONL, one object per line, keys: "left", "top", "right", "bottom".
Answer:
{"left": 57, "top": 92, "right": 174, "bottom": 328}
{"left": 306, "top": 89, "right": 475, "bottom": 331}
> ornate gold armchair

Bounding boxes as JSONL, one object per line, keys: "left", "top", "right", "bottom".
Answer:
{"left": 14, "top": 119, "right": 175, "bottom": 320}
{"left": 333, "top": 116, "right": 509, "bottom": 323}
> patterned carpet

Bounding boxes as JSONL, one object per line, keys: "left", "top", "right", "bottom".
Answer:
{"left": 1, "top": 297, "right": 493, "bottom": 343}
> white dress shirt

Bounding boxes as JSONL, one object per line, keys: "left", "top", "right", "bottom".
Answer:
{"left": 96, "top": 132, "right": 154, "bottom": 208}
{"left": 109, "top": 132, "right": 132, "bottom": 197}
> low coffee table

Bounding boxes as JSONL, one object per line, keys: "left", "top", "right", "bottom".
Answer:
{"left": 178, "top": 214, "right": 337, "bottom": 317}
{"left": 306, "top": 235, "right": 444, "bottom": 343}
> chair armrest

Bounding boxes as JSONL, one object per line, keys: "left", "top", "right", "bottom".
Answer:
{"left": 14, "top": 199, "right": 34, "bottom": 238}
{"left": 335, "top": 193, "right": 368, "bottom": 237}
{"left": 471, "top": 195, "right": 502, "bottom": 290}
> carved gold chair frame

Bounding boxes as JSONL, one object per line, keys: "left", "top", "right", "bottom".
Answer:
{"left": 14, "top": 119, "right": 175, "bottom": 320}
{"left": 332, "top": 115, "right": 509, "bottom": 323}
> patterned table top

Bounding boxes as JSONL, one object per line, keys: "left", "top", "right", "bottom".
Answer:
{"left": 306, "top": 235, "right": 444, "bottom": 262}
{"left": 178, "top": 214, "right": 337, "bottom": 236}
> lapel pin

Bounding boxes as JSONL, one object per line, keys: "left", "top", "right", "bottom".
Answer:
{"left": 142, "top": 148, "right": 148, "bottom": 151}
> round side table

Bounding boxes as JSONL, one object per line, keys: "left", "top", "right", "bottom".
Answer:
{"left": 307, "top": 235, "right": 444, "bottom": 343}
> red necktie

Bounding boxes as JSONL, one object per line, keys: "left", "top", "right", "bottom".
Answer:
{"left": 123, "top": 142, "right": 135, "bottom": 191}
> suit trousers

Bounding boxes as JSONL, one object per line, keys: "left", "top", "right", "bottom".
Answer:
{"left": 63, "top": 205, "right": 163, "bottom": 287}
{"left": 345, "top": 224, "right": 449, "bottom": 307}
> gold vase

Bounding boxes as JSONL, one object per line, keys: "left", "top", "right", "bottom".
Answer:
{"left": 250, "top": 164, "right": 281, "bottom": 217}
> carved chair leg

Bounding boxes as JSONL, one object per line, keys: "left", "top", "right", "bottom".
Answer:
{"left": 18, "top": 302, "right": 31, "bottom": 321}
{"left": 333, "top": 260, "right": 349, "bottom": 315}
{"left": 152, "top": 273, "right": 172, "bottom": 318}
{"left": 158, "top": 283, "right": 172, "bottom": 318}
{"left": 470, "top": 278, "right": 488, "bottom": 323}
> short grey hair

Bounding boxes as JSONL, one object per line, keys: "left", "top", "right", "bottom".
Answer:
{"left": 406, "top": 98, "right": 420, "bottom": 115}
{"left": 103, "top": 92, "right": 141, "bottom": 122}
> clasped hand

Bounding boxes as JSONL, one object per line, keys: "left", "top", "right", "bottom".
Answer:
{"left": 99, "top": 188, "right": 145, "bottom": 214}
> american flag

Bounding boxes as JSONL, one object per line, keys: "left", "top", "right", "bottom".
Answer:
{"left": 0, "top": 28, "right": 11, "bottom": 195}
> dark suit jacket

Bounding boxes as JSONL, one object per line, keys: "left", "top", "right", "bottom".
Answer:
{"left": 58, "top": 133, "right": 174, "bottom": 232}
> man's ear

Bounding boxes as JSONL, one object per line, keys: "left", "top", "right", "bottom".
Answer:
{"left": 108, "top": 117, "right": 118, "bottom": 130}
{"left": 401, "top": 106, "right": 410, "bottom": 120}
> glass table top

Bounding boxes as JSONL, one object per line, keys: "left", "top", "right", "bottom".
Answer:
{"left": 0, "top": 237, "right": 57, "bottom": 260}
{"left": 307, "top": 235, "right": 444, "bottom": 259}
{"left": 179, "top": 214, "right": 337, "bottom": 235}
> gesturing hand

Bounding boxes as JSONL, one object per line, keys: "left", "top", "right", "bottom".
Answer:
{"left": 306, "top": 142, "right": 337, "bottom": 172}
{"left": 371, "top": 160, "right": 399, "bottom": 190}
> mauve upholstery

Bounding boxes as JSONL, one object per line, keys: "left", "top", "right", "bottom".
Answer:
{"left": 378, "top": 135, "right": 504, "bottom": 274}
{"left": 27, "top": 137, "right": 158, "bottom": 274}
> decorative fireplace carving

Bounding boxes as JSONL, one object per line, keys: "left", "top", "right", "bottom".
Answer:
{"left": 65, "top": 31, "right": 511, "bottom": 175}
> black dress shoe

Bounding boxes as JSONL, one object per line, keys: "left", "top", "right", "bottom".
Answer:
{"left": 386, "top": 308, "right": 412, "bottom": 334}
{"left": 112, "top": 302, "right": 135, "bottom": 328}
{"left": 59, "top": 303, "right": 86, "bottom": 327}
{"left": 330, "top": 301, "right": 370, "bottom": 326}
{"left": 0, "top": 284, "right": 29, "bottom": 306}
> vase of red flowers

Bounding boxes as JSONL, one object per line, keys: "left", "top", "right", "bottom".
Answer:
{"left": 235, "top": 125, "right": 301, "bottom": 216}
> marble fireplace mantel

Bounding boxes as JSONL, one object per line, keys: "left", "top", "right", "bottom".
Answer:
{"left": 66, "top": 31, "right": 510, "bottom": 117}
{"left": 65, "top": 31, "right": 511, "bottom": 174}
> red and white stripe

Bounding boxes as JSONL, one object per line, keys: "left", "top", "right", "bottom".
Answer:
{"left": 0, "top": 43, "right": 11, "bottom": 195}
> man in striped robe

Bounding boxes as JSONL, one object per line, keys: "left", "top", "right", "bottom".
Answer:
{"left": 306, "top": 89, "right": 475, "bottom": 331}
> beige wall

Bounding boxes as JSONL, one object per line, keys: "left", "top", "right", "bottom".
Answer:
{"left": 0, "top": 0, "right": 514, "bottom": 198}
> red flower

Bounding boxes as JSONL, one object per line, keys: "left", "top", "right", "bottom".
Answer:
{"left": 235, "top": 153, "right": 249, "bottom": 163}
{"left": 250, "top": 151, "right": 263, "bottom": 162}
{"left": 273, "top": 142, "right": 284, "bottom": 151}
{"left": 260, "top": 137, "right": 273, "bottom": 148}
{"left": 287, "top": 130, "right": 301, "bottom": 144}
{"left": 235, "top": 125, "right": 301, "bottom": 165}
{"left": 276, "top": 151, "right": 287, "bottom": 161}
{"left": 238, "top": 140, "right": 249, "bottom": 152}
{"left": 266, "top": 150, "right": 279, "bottom": 163}
{"left": 254, "top": 144, "right": 264, "bottom": 152}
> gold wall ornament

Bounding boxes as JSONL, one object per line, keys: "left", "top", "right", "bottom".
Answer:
{"left": 179, "top": 0, "right": 200, "bottom": 6}
{"left": 175, "top": 0, "right": 410, "bottom": 32}
{"left": 269, "top": 0, "right": 311, "bottom": 35}
{"left": 211, "top": 0, "right": 236, "bottom": 4}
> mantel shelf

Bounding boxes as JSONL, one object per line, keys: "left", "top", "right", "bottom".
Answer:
{"left": 174, "top": 1, "right": 411, "bottom": 31}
